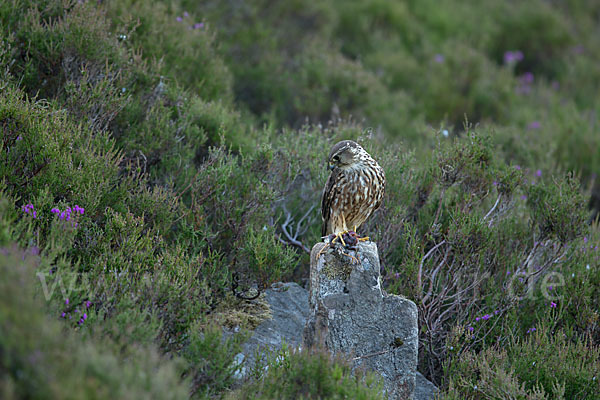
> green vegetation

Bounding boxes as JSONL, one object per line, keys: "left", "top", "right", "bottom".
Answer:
{"left": 1, "top": 0, "right": 599, "bottom": 398}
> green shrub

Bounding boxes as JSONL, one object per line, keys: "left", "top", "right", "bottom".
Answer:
{"left": 184, "top": 323, "right": 247, "bottom": 398}
{"left": 0, "top": 85, "right": 121, "bottom": 215}
{"left": 2, "top": 0, "right": 600, "bottom": 397}
{"left": 444, "top": 327, "right": 600, "bottom": 399}
{"left": 105, "top": 0, "right": 233, "bottom": 102}
{"left": 232, "top": 347, "right": 384, "bottom": 400}
{"left": 0, "top": 245, "right": 189, "bottom": 400}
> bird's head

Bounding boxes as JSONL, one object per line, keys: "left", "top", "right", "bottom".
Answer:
{"left": 327, "top": 140, "right": 366, "bottom": 170}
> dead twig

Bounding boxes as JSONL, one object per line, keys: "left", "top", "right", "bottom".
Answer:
{"left": 278, "top": 205, "right": 314, "bottom": 254}
{"left": 417, "top": 240, "right": 446, "bottom": 297}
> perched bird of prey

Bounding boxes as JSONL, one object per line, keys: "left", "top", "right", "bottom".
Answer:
{"left": 321, "top": 140, "right": 385, "bottom": 243}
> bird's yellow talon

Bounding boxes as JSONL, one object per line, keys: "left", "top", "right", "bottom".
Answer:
{"left": 337, "top": 232, "right": 347, "bottom": 247}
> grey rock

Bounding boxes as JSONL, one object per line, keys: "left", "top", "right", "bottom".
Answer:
{"left": 303, "top": 241, "right": 419, "bottom": 400}
{"left": 415, "top": 372, "right": 439, "bottom": 400}
{"left": 237, "top": 282, "right": 310, "bottom": 372}
{"left": 246, "top": 282, "right": 309, "bottom": 349}
{"left": 232, "top": 253, "right": 438, "bottom": 399}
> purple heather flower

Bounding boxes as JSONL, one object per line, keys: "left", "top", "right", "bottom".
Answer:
{"left": 584, "top": 236, "right": 588, "bottom": 243}
{"left": 520, "top": 72, "right": 534, "bottom": 84}
{"left": 468, "top": 326, "right": 474, "bottom": 332}
{"left": 85, "top": 301, "right": 91, "bottom": 308}
{"left": 75, "top": 309, "right": 79, "bottom": 313}
{"left": 494, "top": 310, "right": 500, "bottom": 315}
{"left": 83, "top": 313, "right": 87, "bottom": 320}
{"left": 482, "top": 314, "right": 490, "bottom": 320}
{"left": 394, "top": 272, "right": 400, "bottom": 279}
{"left": 506, "top": 271, "right": 511, "bottom": 275}
{"left": 493, "top": 181, "right": 498, "bottom": 186}
{"left": 527, "top": 327, "right": 536, "bottom": 334}
{"left": 73, "top": 205, "right": 84, "bottom": 215}
{"left": 16, "top": 135, "right": 23, "bottom": 141}
{"left": 65, "top": 298, "right": 69, "bottom": 305}
{"left": 32, "top": 210, "right": 37, "bottom": 219}
{"left": 515, "top": 165, "right": 521, "bottom": 170}
{"left": 183, "top": 11, "right": 189, "bottom": 17}
{"left": 548, "top": 285, "right": 553, "bottom": 291}
{"left": 536, "top": 169, "right": 542, "bottom": 177}
{"left": 176, "top": 16, "right": 183, "bottom": 22}
{"left": 520, "top": 195, "right": 527, "bottom": 201}
{"left": 475, "top": 317, "right": 480, "bottom": 321}
{"left": 61, "top": 312, "right": 66, "bottom": 318}
{"left": 434, "top": 54, "right": 444, "bottom": 63}
{"left": 503, "top": 50, "right": 524, "bottom": 64}
{"left": 528, "top": 121, "right": 541, "bottom": 130}
{"left": 51, "top": 207, "right": 60, "bottom": 214}
{"left": 550, "top": 301, "right": 557, "bottom": 308}
{"left": 59, "top": 211, "right": 65, "bottom": 220}
{"left": 193, "top": 22, "right": 204, "bottom": 29}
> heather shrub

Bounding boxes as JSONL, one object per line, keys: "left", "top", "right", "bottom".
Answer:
{"left": 184, "top": 323, "right": 247, "bottom": 397}
{"left": 105, "top": 0, "right": 233, "bottom": 103}
{"left": 488, "top": 0, "right": 573, "bottom": 79}
{"left": 444, "top": 327, "right": 600, "bottom": 399}
{"left": 0, "top": 84, "right": 283, "bottom": 395}
{"left": 232, "top": 347, "right": 384, "bottom": 400}
{"left": 357, "top": 126, "right": 590, "bottom": 382}
{"left": 2, "top": 0, "right": 600, "bottom": 397}
{"left": 0, "top": 245, "right": 189, "bottom": 400}
{"left": 0, "top": 85, "right": 122, "bottom": 215}
{"left": 0, "top": 1, "right": 130, "bottom": 99}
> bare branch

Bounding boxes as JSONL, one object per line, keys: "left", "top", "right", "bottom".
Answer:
{"left": 417, "top": 240, "right": 446, "bottom": 297}
{"left": 483, "top": 193, "right": 502, "bottom": 225}
{"left": 278, "top": 205, "right": 315, "bottom": 254}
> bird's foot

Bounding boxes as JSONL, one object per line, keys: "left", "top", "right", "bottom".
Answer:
{"left": 317, "top": 231, "right": 360, "bottom": 263}
{"left": 350, "top": 225, "right": 369, "bottom": 243}
{"left": 338, "top": 250, "right": 359, "bottom": 264}
{"left": 330, "top": 231, "right": 348, "bottom": 247}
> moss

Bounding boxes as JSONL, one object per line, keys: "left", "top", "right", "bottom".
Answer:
{"left": 211, "top": 292, "right": 273, "bottom": 331}
{"left": 321, "top": 248, "right": 355, "bottom": 281}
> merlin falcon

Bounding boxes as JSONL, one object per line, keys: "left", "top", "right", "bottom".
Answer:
{"left": 321, "top": 140, "right": 385, "bottom": 243}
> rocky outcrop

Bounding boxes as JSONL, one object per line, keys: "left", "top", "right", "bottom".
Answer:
{"left": 234, "top": 243, "right": 437, "bottom": 399}
{"left": 303, "top": 241, "right": 419, "bottom": 400}
{"left": 238, "top": 282, "right": 310, "bottom": 371}
{"left": 415, "top": 371, "right": 439, "bottom": 400}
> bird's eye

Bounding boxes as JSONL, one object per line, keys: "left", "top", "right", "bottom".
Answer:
{"left": 332, "top": 155, "right": 340, "bottom": 162}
